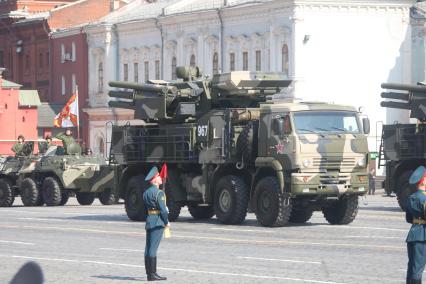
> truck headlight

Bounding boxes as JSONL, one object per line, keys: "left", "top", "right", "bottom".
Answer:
{"left": 302, "top": 158, "right": 312, "bottom": 168}
{"left": 356, "top": 157, "right": 366, "bottom": 167}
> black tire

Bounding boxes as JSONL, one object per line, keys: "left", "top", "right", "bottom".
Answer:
{"left": 125, "top": 175, "right": 148, "bottom": 221}
{"left": 236, "top": 122, "right": 259, "bottom": 163}
{"left": 98, "top": 189, "right": 118, "bottom": 205}
{"left": 20, "top": 178, "right": 42, "bottom": 207}
{"left": 322, "top": 195, "right": 359, "bottom": 225}
{"left": 214, "top": 175, "right": 249, "bottom": 224}
{"left": 254, "top": 176, "right": 292, "bottom": 227}
{"left": 188, "top": 205, "right": 215, "bottom": 220}
{"left": 42, "top": 177, "right": 62, "bottom": 206}
{"left": 76, "top": 192, "right": 95, "bottom": 205}
{"left": 289, "top": 203, "right": 313, "bottom": 224}
{"left": 0, "top": 178, "right": 14, "bottom": 207}
{"left": 396, "top": 171, "right": 416, "bottom": 211}
{"left": 167, "top": 201, "right": 182, "bottom": 222}
{"left": 60, "top": 192, "right": 69, "bottom": 206}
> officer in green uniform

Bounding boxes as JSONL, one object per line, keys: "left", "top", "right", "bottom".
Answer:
{"left": 143, "top": 166, "right": 169, "bottom": 281}
{"left": 11, "top": 135, "right": 26, "bottom": 157}
{"left": 406, "top": 166, "right": 426, "bottom": 284}
{"left": 55, "top": 129, "right": 75, "bottom": 154}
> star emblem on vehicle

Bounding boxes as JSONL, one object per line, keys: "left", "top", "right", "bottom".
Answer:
{"left": 275, "top": 142, "right": 285, "bottom": 154}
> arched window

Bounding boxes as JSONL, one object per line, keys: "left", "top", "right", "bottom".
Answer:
{"left": 282, "top": 44, "right": 289, "bottom": 76}
{"left": 242, "top": 51, "right": 248, "bottom": 71}
{"left": 255, "top": 50, "right": 261, "bottom": 71}
{"left": 72, "top": 73, "right": 76, "bottom": 93}
{"left": 229, "top": 53, "right": 235, "bottom": 71}
{"left": 71, "top": 42, "right": 76, "bottom": 62}
{"left": 190, "top": 54, "right": 196, "bottom": 67}
{"left": 171, "top": 56, "right": 177, "bottom": 80}
{"left": 98, "top": 137, "right": 105, "bottom": 156}
{"left": 98, "top": 62, "right": 103, "bottom": 93}
{"left": 61, "top": 76, "right": 66, "bottom": 95}
{"left": 212, "top": 52, "right": 219, "bottom": 74}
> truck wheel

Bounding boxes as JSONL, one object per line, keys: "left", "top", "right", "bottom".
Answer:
{"left": 289, "top": 206, "right": 313, "bottom": 223}
{"left": 99, "top": 189, "right": 118, "bottom": 205}
{"left": 396, "top": 171, "right": 416, "bottom": 211}
{"left": 0, "top": 178, "right": 14, "bottom": 207}
{"left": 167, "top": 202, "right": 182, "bottom": 222}
{"left": 214, "top": 175, "right": 249, "bottom": 224}
{"left": 322, "top": 195, "right": 359, "bottom": 225}
{"left": 188, "top": 205, "right": 215, "bottom": 220}
{"left": 60, "top": 192, "right": 69, "bottom": 206}
{"left": 76, "top": 192, "right": 95, "bottom": 205}
{"left": 125, "top": 176, "right": 147, "bottom": 221}
{"left": 254, "top": 176, "right": 292, "bottom": 227}
{"left": 20, "top": 178, "right": 42, "bottom": 207}
{"left": 42, "top": 177, "right": 62, "bottom": 206}
{"left": 236, "top": 122, "right": 258, "bottom": 163}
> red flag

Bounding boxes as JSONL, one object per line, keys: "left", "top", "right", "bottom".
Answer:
{"left": 159, "top": 163, "right": 168, "bottom": 180}
{"left": 53, "top": 92, "right": 78, "bottom": 127}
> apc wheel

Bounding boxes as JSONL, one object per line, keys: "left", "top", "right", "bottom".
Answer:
{"left": 99, "top": 189, "right": 118, "bottom": 205}
{"left": 289, "top": 206, "right": 313, "bottom": 223}
{"left": 322, "top": 195, "right": 359, "bottom": 225}
{"left": 214, "top": 175, "right": 249, "bottom": 224}
{"left": 396, "top": 171, "right": 416, "bottom": 211}
{"left": 60, "top": 192, "right": 69, "bottom": 206}
{"left": 188, "top": 205, "right": 215, "bottom": 220}
{"left": 76, "top": 192, "right": 95, "bottom": 205}
{"left": 125, "top": 175, "right": 148, "bottom": 221}
{"left": 0, "top": 178, "right": 14, "bottom": 207}
{"left": 20, "top": 178, "right": 42, "bottom": 207}
{"left": 254, "top": 176, "right": 292, "bottom": 227}
{"left": 42, "top": 177, "right": 62, "bottom": 206}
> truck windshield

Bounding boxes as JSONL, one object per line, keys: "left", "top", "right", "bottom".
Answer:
{"left": 293, "top": 111, "right": 360, "bottom": 134}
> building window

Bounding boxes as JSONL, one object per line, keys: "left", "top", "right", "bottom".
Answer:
{"left": 134, "top": 62, "right": 138, "bottom": 82}
{"left": 155, "top": 60, "right": 160, "bottom": 80}
{"left": 61, "top": 76, "right": 66, "bottom": 95}
{"left": 255, "top": 50, "right": 261, "bottom": 71}
{"left": 61, "top": 44, "right": 65, "bottom": 63}
{"left": 190, "top": 54, "right": 196, "bottom": 67}
{"left": 144, "top": 61, "right": 149, "bottom": 82}
{"left": 242, "top": 51, "right": 248, "bottom": 71}
{"left": 25, "top": 54, "right": 30, "bottom": 70}
{"left": 282, "top": 44, "right": 289, "bottom": 76}
{"left": 72, "top": 73, "right": 76, "bottom": 93}
{"left": 99, "top": 137, "right": 104, "bottom": 156}
{"left": 171, "top": 56, "right": 177, "bottom": 80}
{"left": 212, "top": 52, "right": 219, "bottom": 75}
{"left": 123, "top": 63, "right": 128, "bottom": 81}
{"left": 71, "top": 42, "right": 76, "bottom": 62}
{"left": 230, "top": 53, "right": 235, "bottom": 72}
{"left": 46, "top": 51, "right": 49, "bottom": 67}
{"left": 39, "top": 53, "right": 43, "bottom": 68}
{"left": 98, "top": 62, "right": 103, "bottom": 93}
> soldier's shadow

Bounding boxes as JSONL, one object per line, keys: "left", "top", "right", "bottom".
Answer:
{"left": 92, "top": 275, "right": 144, "bottom": 281}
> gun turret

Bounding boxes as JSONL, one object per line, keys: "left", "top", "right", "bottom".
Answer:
{"left": 380, "top": 82, "right": 426, "bottom": 120}
{"left": 108, "top": 67, "right": 291, "bottom": 122}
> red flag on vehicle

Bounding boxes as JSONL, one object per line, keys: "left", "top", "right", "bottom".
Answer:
{"left": 159, "top": 163, "right": 168, "bottom": 180}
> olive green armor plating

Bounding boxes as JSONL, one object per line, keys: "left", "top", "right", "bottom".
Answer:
{"left": 109, "top": 67, "right": 370, "bottom": 227}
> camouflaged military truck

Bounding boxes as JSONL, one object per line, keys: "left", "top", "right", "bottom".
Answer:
{"left": 379, "top": 82, "right": 426, "bottom": 210}
{"left": 0, "top": 142, "right": 118, "bottom": 207}
{"left": 108, "top": 67, "right": 370, "bottom": 227}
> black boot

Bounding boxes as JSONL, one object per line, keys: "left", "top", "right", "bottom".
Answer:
{"left": 151, "top": 257, "right": 167, "bottom": 281}
{"left": 145, "top": 256, "right": 156, "bottom": 281}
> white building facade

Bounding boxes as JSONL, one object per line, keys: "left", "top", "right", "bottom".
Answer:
{"left": 84, "top": 0, "right": 416, "bottom": 157}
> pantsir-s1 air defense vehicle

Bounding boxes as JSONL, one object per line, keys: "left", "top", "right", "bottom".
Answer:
{"left": 380, "top": 82, "right": 426, "bottom": 210}
{"left": 108, "top": 67, "right": 370, "bottom": 227}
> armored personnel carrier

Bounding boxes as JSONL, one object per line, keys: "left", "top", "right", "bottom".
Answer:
{"left": 108, "top": 67, "right": 370, "bottom": 227}
{"left": 379, "top": 82, "right": 426, "bottom": 210}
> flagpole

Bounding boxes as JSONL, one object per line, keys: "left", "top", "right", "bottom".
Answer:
{"left": 76, "top": 85, "right": 80, "bottom": 144}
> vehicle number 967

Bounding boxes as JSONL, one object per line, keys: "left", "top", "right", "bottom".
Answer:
{"left": 197, "top": 125, "right": 208, "bottom": 137}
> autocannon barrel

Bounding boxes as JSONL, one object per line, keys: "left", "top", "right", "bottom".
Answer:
{"left": 380, "top": 101, "right": 411, "bottom": 109}
{"left": 109, "top": 91, "right": 134, "bottom": 100}
{"left": 108, "top": 101, "right": 136, "bottom": 110}
{"left": 109, "top": 81, "right": 169, "bottom": 93}
{"left": 380, "top": 92, "right": 410, "bottom": 101}
{"left": 381, "top": 83, "right": 426, "bottom": 93}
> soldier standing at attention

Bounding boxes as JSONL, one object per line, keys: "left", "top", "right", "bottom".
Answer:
{"left": 143, "top": 166, "right": 169, "bottom": 281}
{"left": 55, "top": 129, "right": 75, "bottom": 154}
{"left": 406, "top": 166, "right": 426, "bottom": 284}
{"left": 11, "top": 135, "right": 25, "bottom": 156}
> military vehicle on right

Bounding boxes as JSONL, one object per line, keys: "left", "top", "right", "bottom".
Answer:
{"left": 107, "top": 67, "right": 370, "bottom": 227}
{"left": 379, "top": 82, "right": 426, "bottom": 210}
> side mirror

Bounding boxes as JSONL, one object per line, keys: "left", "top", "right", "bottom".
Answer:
{"left": 362, "top": 118, "right": 370, "bottom": 134}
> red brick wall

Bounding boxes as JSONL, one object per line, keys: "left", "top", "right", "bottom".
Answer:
{"left": 0, "top": 0, "right": 76, "bottom": 14}
{"left": 49, "top": 0, "right": 111, "bottom": 29}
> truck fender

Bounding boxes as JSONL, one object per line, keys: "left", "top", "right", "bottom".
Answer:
{"left": 254, "top": 157, "right": 284, "bottom": 193}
